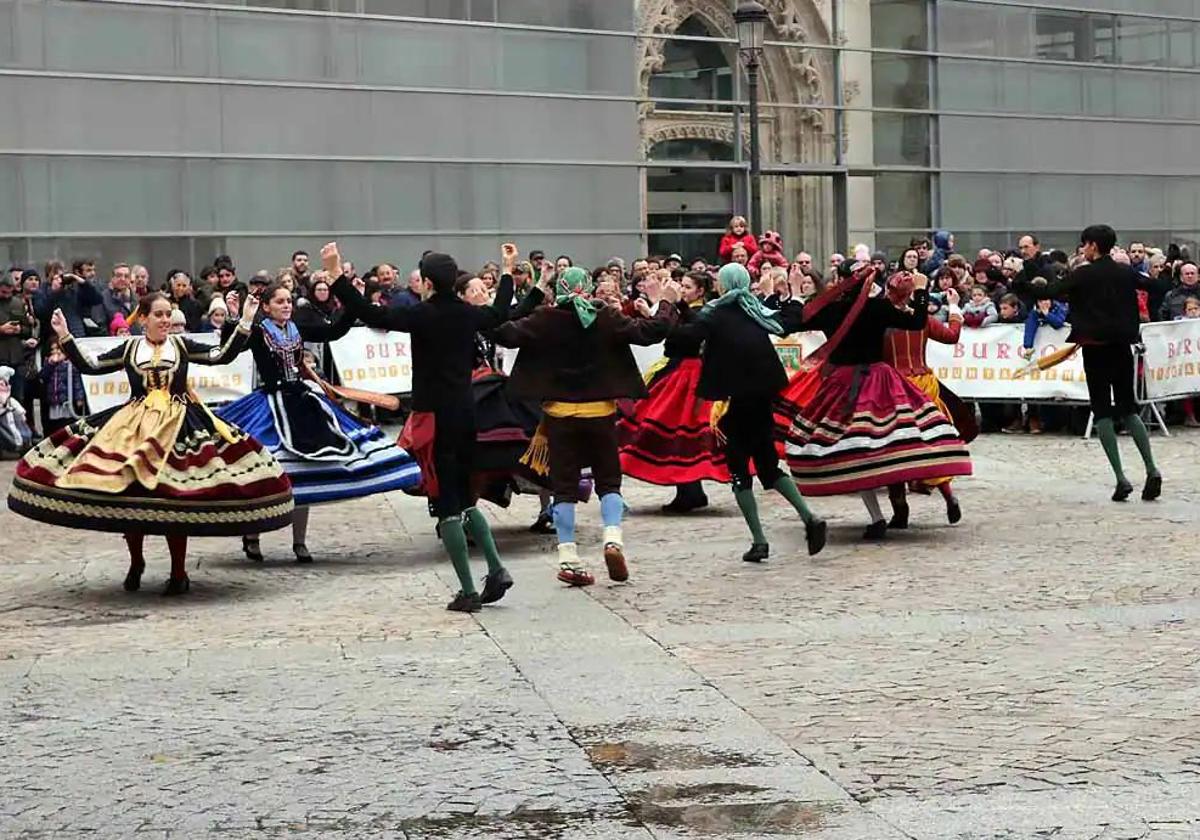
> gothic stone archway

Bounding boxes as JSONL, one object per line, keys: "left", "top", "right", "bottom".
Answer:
{"left": 637, "top": 0, "right": 836, "bottom": 257}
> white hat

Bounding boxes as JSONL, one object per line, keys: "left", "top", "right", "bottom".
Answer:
{"left": 169, "top": 309, "right": 187, "bottom": 326}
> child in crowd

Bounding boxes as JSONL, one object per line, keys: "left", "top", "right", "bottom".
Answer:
{"left": 718, "top": 215, "right": 758, "bottom": 264}
{"left": 168, "top": 309, "right": 187, "bottom": 334}
{"left": 37, "top": 338, "right": 86, "bottom": 435}
{"left": 747, "top": 230, "right": 788, "bottom": 279}
{"left": 0, "top": 366, "right": 33, "bottom": 458}
{"left": 997, "top": 293, "right": 1024, "bottom": 324}
{"left": 962, "top": 285, "right": 998, "bottom": 327}
{"left": 979, "top": 294, "right": 1027, "bottom": 434}
{"left": 1019, "top": 284, "right": 1070, "bottom": 435}
{"left": 109, "top": 313, "right": 131, "bottom": 337}
{"left": 203, "top": 298, "right": 228, "bottom": 333}
{"left": 729, "top": 243, "right": 750, "bottom": 267}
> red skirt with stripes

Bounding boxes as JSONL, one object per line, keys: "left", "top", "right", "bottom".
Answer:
{"left": 618, "top": 358, "right": 730, "bottom": 485}
{"left": 783, "top": 362, "right": 972, "bottom": 496}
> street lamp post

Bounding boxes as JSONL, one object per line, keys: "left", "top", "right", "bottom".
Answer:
{"left": 734, "top": 1, "right": 769, "bottom": 236}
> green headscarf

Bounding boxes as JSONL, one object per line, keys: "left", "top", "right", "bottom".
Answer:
{"left": 556, "top": 266, "right": 598, "bottom": 328}
{"left": 703, "top": 263, "right": 783, "bottom": 335}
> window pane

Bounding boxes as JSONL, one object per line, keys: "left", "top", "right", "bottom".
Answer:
{"left": 873, "top": 113, "right": 930, "bottom": 166}
{"left": 870, "top": 0, "right": 927, "bottom": 51}
{"left": 874, "top": 173, "right": 929, "bottom": 230}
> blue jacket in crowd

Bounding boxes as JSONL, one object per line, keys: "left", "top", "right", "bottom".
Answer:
{"left": 1023, "top": 300, "right": 1069, "bottom": 349}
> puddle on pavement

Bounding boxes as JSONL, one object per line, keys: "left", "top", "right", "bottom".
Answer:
{"left": 629, "top": 799, "right": 832, "bottom": 834}
{"left": 397, "top": 808, "right": 604, "bottom": 838}
{"left": 586, "top": 740, "right": 766, "bottom": 770}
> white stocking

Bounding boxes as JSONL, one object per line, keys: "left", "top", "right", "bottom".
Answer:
{"left": 860, "top": 489, "right": 884, "bottom": 524}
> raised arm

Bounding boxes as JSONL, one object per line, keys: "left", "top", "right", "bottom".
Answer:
{"left": 882, "top": 289, "right": 931, "bottom": 330}
{"left": 181, "top": 293, "right": 257, "bottom": 365}
{"left": 321, "top": 242, "right": 420, "bottom": 333}
{"left": 331, "top": 274, "right": 418, "bottom": 332}
{"left": 472, "top": 272, "right": 514, "bottom": 332}
{"left": 296, "top": 307, "right": 356, "bottom": 343}
{"left": 611, "top": 300, "right": 676, "bottom": 346}
{"left": 47, "top": 307, "right": 125, "bottom": 374}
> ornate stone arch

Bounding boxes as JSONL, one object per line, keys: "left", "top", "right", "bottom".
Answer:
{"left": 637, "top": 0, "right": 837, "bottom": 256}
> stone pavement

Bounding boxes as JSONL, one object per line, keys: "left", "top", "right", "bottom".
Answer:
{"left": 1, "top": 431, "right": 1198, "bottom": 839}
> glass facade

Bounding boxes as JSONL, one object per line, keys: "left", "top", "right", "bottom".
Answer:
{"left": 868, "top": 0, "right": 1200, "bottom": 255}
{"left": 0, "top": 0, "right": 640, "bottom": 274}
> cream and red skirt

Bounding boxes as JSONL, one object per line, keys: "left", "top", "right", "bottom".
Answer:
{"left": 8, "top": 393, "right": 293, "bottom": 536}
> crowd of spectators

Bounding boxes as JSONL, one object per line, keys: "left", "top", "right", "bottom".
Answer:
{"left": 4, "top": 218, "right": 1199, "bottom": 453}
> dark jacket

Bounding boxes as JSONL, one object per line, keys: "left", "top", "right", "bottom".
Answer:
{"left": 1160, "top": 283, "right": 1200, "bottom": 321}
{"left": 35, "top": 278, "right": 103, "bottom": 342}
{"left": 0, "top": 294, "right": 32, "bottom": 367}
{"left": 805, "top": 289, "right": 930, "bottom": 366}
{"left": 1039, "top": 256, "right": 1140, "bottom": 345}
{"left": 493, "top": 302, "right": 674, "bottom": 402}
{"left": 331, "top": 273, "right": 513, "bottom": 411}
{"left": 668, "top": 300, "right": 806, "bottom": 400}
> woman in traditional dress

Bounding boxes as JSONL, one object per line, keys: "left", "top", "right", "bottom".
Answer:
{"left": 618, "top": 270, "right": 727, "bottom": 513}
{"left": 783, "top": 263, "right": 972, "bottom": 539}
{"left": 216, "top": 280, "right": 421, "bottom": 562}
{"left": 880, "top": 261, "right": 978, "bottom": 527}
{"left": 7, "top": 294, "right": 293, "bottom": 594}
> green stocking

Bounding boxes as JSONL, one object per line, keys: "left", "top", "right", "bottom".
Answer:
{"left": 464, "top": 507, "right": 504, "bottom": 573}
{"left": 1122, "top": 414, "right": 1160, "bottom": 478}
{"left": 733, "top": 488, "right": 767, "bottom": 544}
{"left": 439, "top": 517, "right": 477, "bottom": 595}
{"left": 1094, "top": 418, "right": 1127, "bottom": 484}
{"left": 770, "top": 476, "right": 814, "bottom": 525}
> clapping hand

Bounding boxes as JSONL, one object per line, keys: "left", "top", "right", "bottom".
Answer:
{"left": 911, "top": 271, "right": 928, "bottom": 290}
{"left": 662, "top": 279, "right": 682, "bottom": 304}
{"left": 320, "top": 242, "right": 342, "bottom": 276}
{"left": 50, "top": 308, "right": 69, "bottom": 339}
{"left": 501, "top": 243, "right": 518, "bottom": 275}
{"left": 242, "top": 292, "right": 261, "bottom": 322}
{"left": 633, "top": 297, "right": 652, "bottom": 318}
{"left": 945, "top": 288, "right": 960, "bottom": 307}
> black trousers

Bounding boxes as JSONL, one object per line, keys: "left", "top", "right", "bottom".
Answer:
{"left": 430, "top": 407, "right": 477, "bottom": 519}
{"left": 719, "top": 393, "right": 783, "bottom": 490}
{"left": 1081, "top": 343, "right": 1136, "bottom": 421}
{"left": 545, "top": 414, "right": 621, "bottom": 503}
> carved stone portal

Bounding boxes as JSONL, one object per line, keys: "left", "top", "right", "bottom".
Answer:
{"left": 637, "top": 0, "right": 836, "bottom": 256}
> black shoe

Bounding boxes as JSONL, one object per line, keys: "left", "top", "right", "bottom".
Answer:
{"left": 123, "top": 564, "right": 144, "bottom": 592}
{"left": 446, "top": 591, "right": 482, "bottom": 613}
{"left": 805, "top": 518, "right": 827, "bottom": 557}
{"left": 242, "top": 536, "right": 263, "bottom": 562}
{"left": 529, "top": 513, "right": 555, "bottom": 534}
{"left": 480, "top": 568, "right": 514, "bottom": 604}
{"left": 1112, "top": 479, "right": 1134, "bottom": 502}
{"left": 946, "top": 497, "right": 962, "bottom": 525}
{"left": 862, "top": 520, "right": 888, "bottom": 541}
{"left": 294, "top": 543, "right": 313, "bottom": 563}
{"left": 163, "top": 575, "right": 190, "bottom": 597}
{"left": 888, "top": 502, "right": 910, "bottom": 530}
{"left": 742, "top": 543, "right": 770, "bottom": 563}
{"left": 661, "top": 494, "right": 709, "bottom": 514}
{"left": 1142, "top": 474, "right": 1162, "bottom": 501}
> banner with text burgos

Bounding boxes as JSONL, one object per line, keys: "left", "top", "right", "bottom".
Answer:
{"left": 925, "top": 324, "right": 1090, "bottom": 402}
{"left": 1140, "top": 319, "right": 1200, "bottom": 400}
{"left": 327, "top": 327, "right": 414, "bottom": 393}
{"left": 76, "top": 333, "right": 255, "bottom": 412}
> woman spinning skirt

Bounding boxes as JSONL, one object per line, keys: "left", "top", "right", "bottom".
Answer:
{"left": 7, "top": 294, "right": 293, "bottom": 595}
{"left": 216, "top": 280, "right": 421, "bottom": 562}
{"left": 618, "top": 271, "right": 727, "bottom": 512}
{"left": 782, "top": 264, "right": 972, "bottom": 539}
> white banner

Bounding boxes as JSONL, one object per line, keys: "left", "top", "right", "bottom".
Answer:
{"left": 926, "top": 324, "right": 1090, "bottom": 401}
{"left": 327, "top": 327, "right": 414, "bottom": 393}
{"left": 77, "top": 333, "right": 255, "bottom": 412}
{"left": 1141, "top": 319, "right": 1200, "bottom": 400}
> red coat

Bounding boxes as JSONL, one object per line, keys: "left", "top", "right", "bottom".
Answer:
{"left": 748, "top": 248, "right": 788, "bottom": 278}
{"left": 718, "top": 233, "right": 758, "bottom": 263}
{"left": 883, "top": 315, "right": 961, "bottom": 377}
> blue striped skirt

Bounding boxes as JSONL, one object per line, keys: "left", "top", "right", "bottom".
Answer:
{"left": 216, "top": 387, "right": 421, "bottom": 507}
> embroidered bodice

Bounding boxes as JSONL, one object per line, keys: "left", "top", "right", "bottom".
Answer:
{"left": 60, "top": 327, "right": 251, "bottom": 401}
